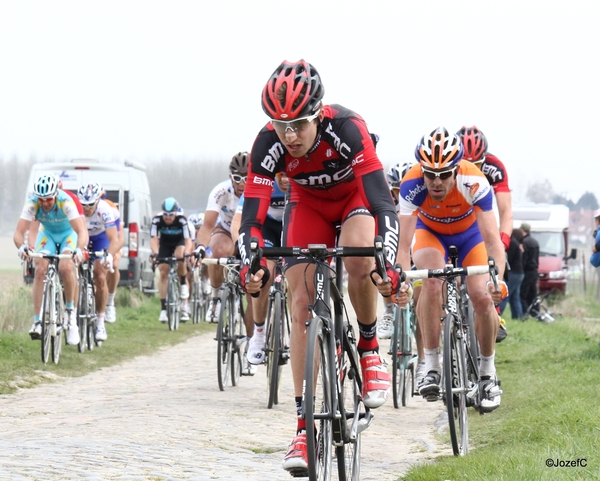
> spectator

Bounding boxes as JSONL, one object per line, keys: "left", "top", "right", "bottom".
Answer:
{"left": 590, "top": 210, "right": 600, "bottom": 268}
{"left": 500, "top": 228, "right": 525, "bottom": 319}
{"left": 520, "top": 222, "right": 540, "bottom": 315}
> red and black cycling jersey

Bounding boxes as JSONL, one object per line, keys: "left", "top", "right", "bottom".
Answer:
{"left": 480, "top": 153, "right": 510, "bottom": 194}
{"left": 239, "top": 104, "right": 399, "bottom": 264}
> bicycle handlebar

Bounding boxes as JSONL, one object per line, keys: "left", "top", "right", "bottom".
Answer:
{"left": 200, "top": 257, "right": 241, "bottom": 266}
{"left": 29, "top": 252, "right": 73, "bottom": 260}
{"left": 401, "top": 261, "right": 496, "bottom": 282}
{"left": 249, "top": 236, "right": 387, "bottom": 280}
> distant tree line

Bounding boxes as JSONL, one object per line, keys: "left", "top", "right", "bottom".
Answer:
{"left": 1, "top": 157, "right": 598, "bottom": 234}
{"left": 525, "top": 179, "right": 598, "bottom": 210}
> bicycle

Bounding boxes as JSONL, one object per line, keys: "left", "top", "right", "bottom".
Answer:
{"left": 77, "top": 250, "right": 113, "bottom": 352}
{"left": 190, "top": 264, "right": 210, "bottom": 325}
{"left": 263, "top": 257, "right": 291, "bottom": 409}
{"left": 155, "top": 255, "right": 188, "bottom": 331}
{"left": 524, "top": 290, "right": 556, "bottom": 323}
{"left": 201, "top": 256, "right": 247, "bottom": 391}
{"left": 250, "top": 236, "right": 387, "bottom": 480}
{"left": 30, "top": 251, "right": 72, "bottom": 364}
{"left": 389, "top": 298, "right": 418, "bottom": 408}
{"left": 401, "top": 246, "right": 500, "bottom": 456}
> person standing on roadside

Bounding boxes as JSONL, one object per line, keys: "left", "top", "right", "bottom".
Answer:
{"left": 500, "top": 228, "right": 525, "bottom": 319}
{"left": 520, "top": 222, "right": 540, "bottom": 315}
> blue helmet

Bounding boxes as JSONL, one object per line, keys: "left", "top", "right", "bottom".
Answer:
{"left": 161, "top": 197, "right": 180, "bottom": 213}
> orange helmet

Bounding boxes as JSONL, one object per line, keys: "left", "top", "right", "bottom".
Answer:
{"left": 261, "top": 60, "right": 324, "bottom": 120}
{"left": 415, "top": 127, "right": 463, "bottom": 169}
{"left": 457, "top": 126, "right": 488, "bottom": 162}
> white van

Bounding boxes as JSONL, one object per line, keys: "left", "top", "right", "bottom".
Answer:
{"left": 25, "top": 159, "right": 155, "bottom": 293}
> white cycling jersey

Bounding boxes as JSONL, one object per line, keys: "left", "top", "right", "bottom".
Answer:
{"left": 85, "top": 199, "right": 118, "bottom": 237}
{"left": 205, "top": 179, "right": 241, "bottom": 233}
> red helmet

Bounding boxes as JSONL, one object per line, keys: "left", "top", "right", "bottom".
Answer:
{"left": 415, "top": 127, "right": 463, "bottom": 170}
{"left": 457, "top": 126, "right": 488, "bottom": 162}
{"left": 261, "top": 60, "right": 324, "bottom": 120}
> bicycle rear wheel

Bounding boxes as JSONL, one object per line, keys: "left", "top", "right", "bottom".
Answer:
{"left": 40, "top": 279, "right": 54, "bottom": 364}
{"left": 304, "top": 315, "right": 334, "bottom": 481}
{"left": 443, "top": 312, "right": 469, "bottom": 456}
{"left": 216, "top": 289, "right": 232, "bottom": 391}
{"left": 266, "top": 291, "right": 283, "bottom": 409}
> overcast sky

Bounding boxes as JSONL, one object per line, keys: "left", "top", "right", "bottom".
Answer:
{"left": 1, "top": 0, "right": 598, "bottom": 203}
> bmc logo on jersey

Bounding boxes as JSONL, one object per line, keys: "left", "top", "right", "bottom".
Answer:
{"left": 253, "top": 176, "right": 273, "bottom": 187}
{"left": 260, "top": 143, "right": 285, "bottom": 172}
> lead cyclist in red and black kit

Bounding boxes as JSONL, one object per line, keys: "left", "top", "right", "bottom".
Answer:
{"left": 238, "top": 59, "right": 400, "bottom": 475}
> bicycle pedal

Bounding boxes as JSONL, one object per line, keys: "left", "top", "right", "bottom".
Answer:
{"left": 288, "top": 469, "right": 309, "bottom": 478}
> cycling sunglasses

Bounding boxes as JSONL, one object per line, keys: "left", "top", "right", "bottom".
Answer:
{"left": 81, "top": 201, "right": 98, "bottom": 208}
{"left": 421, "top": 166, "right": 457, "bottom": 181}
{"left": 163, "top": 212, "right": 176, "bottom": 217}
{"left": 231, "top": 174, "right": 247, "bottom": 184}
{"left": 271, "top": 110, "right": 320, "bottom": 134}
{"left": 37, "top": 196, "right": 55, "bottom": 204}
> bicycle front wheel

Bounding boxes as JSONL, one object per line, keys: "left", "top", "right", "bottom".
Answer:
{"left": 191, "top": 280, "right": 201, "bottom": 324}
{"left": 230, "top": 294, "right": 244, "bottom": 387}
{"left": 167, "top": 277, "right": 180, "bottom": 331}
{"left": 40, "top": 279, "right": 55, "bottom": 364}
{"left": 77, "top": 278, "right": 87, "bottom": 353}
{"left": 336, "top": 327, "right": 365, "bottom": 481}
{"left": 216, "top": 290, "right": 231, "bottom": 391}
{"left": 443, "top": 313, "right": 469, "bottom": 456}
{"left": 266, "top": 291, "right": 283, "bottom": 409}
{"left": 51, "top": 286, "right": 63, "bottom": 364}
{"left": 304, "top": 315, "right": 334, "bottom": 481}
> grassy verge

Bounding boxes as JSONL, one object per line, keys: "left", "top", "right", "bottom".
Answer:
{"left": 0, "top": 284, "right": 215, "bottom": 394}
{"left": 402, "top": 294, "right": 600, "bottom": 481}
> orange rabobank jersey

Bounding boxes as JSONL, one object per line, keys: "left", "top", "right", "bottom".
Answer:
{"left": 398, "top": 160, "right": 493, "bottom": 235}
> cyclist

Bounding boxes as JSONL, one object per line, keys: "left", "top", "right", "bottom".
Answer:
{"left": 14, "top": 174, "right": 88, "bottom": 345}
{"left": 99, "top": 187, "right": 124, "bottom": 324}
{"left": 377, "top": 161, "right": 427, "bottom": 387}
{"left": 24, "top": 179, "right": 86, "bottom": 282}
{"left": 231, "top": 180, "right": 286, "bottom": 371}
{"left": 77, "top": 183, "right": 122, "bottom": 341}
{"left": 396, "top": 127, "right": 507, "bottom": 413}
{"left": 150, "top": 197, "right": 193, "bottom": 322}
{"left": 457, "top": 126, "right": 513, "bottom": 341}
{"left": 238, "top": 59, "right": 399, "bottom": 474}
{"left": 194, "top": 152, "right": 248, "bottom": 322}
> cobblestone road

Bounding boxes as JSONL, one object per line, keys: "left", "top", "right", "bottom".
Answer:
{"left": 0, "top": 330, "right": 449, "bottom": 481}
